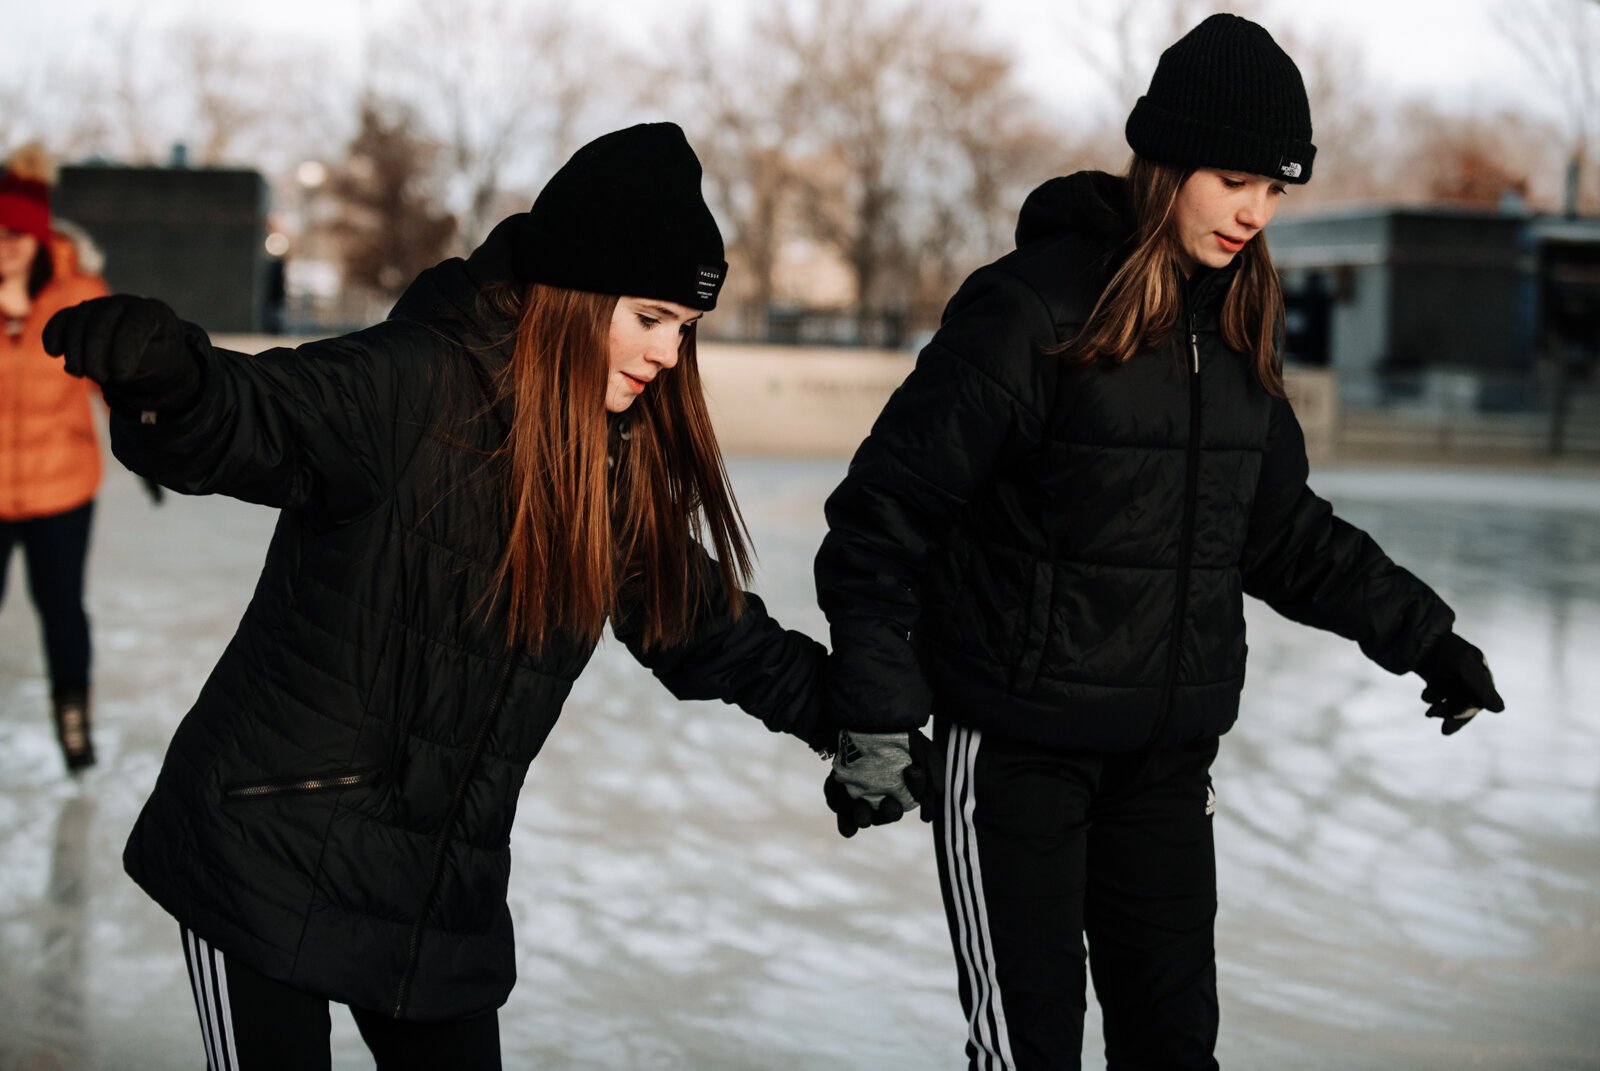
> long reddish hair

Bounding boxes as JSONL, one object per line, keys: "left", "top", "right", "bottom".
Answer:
{"left": 1061, "top": 156, "right": 1286, "bottom": 397}
{"left": 481, "top": 283, "right": 752, "bottom": 653}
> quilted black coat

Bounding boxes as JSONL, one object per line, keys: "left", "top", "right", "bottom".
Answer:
{"left": 115, "top": 216, "right": 828, "bottom": 1021}
{"left": 815, "top": 172, "right": 1453, "bottom": 751}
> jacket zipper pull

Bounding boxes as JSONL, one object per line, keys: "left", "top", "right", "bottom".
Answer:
{"left": 1190, "top": 333, "right": 1200, "bottom": 374}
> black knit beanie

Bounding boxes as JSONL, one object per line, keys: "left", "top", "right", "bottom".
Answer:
{"left": 1125, "top": 14, "right": 1315, "bottom": 184}
{"left": 515, "top": 122, "right": 727, "bottom": 310}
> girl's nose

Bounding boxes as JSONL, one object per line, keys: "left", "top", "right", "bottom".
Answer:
{"left": 649, "top": 336, "right": 681, "bottom": 369}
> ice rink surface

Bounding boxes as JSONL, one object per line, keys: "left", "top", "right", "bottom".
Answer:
{"left": 3, "top": 458, "right": 1598, "bottom": 1070}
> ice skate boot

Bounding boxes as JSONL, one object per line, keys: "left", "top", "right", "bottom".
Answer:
{"left": 53, "top": 689, "right": 96, "bottom": 773}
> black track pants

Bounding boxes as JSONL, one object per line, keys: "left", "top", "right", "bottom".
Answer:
{"left": 181, "top": 927, "right": 502, "bottom": 1070}
{"left": 0, "top": 501, "right": 93, "bottom": 695}
{"left": 932, "top": 719, "right": 1221, "bottom": 1071}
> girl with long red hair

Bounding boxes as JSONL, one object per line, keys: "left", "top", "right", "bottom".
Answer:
{"left": 46, "top": 123, "right": 829, "bottom": 1069}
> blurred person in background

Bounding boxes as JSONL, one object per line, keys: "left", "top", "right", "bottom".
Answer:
{"left": 816, "top": 15, "right": 1504, "bottom": 1070}
{"left": 45, "top": 123, "right": 831, "bottom": 1070}
{"left": 0, "top": 143, "right": 109, "bottom": 774}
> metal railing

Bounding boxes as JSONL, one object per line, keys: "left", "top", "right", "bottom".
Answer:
{"left": 1330, "top": 369, "right": 1600, "bottom": 458}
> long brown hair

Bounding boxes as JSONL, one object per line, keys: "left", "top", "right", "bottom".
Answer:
{"left": 1062, "top": 156, "right": 1286, "bottom": 397}
{"left": 483, "top": 283, "right": 752, "bottom": 654}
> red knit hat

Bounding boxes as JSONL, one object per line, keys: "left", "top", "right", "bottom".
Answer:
{"left": 0, "top": 144, "right": 55, "bottom": 243}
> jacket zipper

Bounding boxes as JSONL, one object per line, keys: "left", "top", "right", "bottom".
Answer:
{"left": 392, "top": 652, "right": 515, "bottom": 1018}
{"left": 224, "top": 769, "right": 379, "bottom": 800}
{"left": 1149, "top": 321, "right": 1203, "bottom": 747}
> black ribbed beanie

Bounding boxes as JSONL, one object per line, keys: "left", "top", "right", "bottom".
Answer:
{"left": 515, "top": 122, "right": 727, "bottom": 309}
{"left": 1125, "top": 14, "right": 1315, "bottom": 183}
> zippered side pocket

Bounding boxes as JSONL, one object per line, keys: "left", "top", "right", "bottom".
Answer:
{"left": 223, "top": 768, "right": 381, "bottom": 801}
{"left": 1008, "top": 560, "right": 1055, "bottom": 694}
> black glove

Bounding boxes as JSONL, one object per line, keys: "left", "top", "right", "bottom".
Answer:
{"left": 1416, "top": 632, "right": 1504, "bottom": 735}
{"left": 140, "top": 475, "right": 164, "bottom": 505}
{"left": 43, "top": 295, "right": 204, "bottom": 419}
{"left": 823, "top": 728, "right": 942, "bottom": 838}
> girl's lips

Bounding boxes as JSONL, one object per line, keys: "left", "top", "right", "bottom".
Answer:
{"left": 1214, "top": 232, "right": 1247, "bottom": 253}
{"left": 622, "top": 372, "right": 651, "bottom": 394}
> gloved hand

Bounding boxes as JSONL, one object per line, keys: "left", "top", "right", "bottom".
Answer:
{"left": 1416, "top": 632, "right": 1504, "bottom": 735}
{"left": 140, "top": 475, "right": 164, "bottom": 505}
{"left": 823, "top": 728, "right": 942, "bottom": 838}
{"left": 43, "top": 295, "right": 204, "bottom": 420}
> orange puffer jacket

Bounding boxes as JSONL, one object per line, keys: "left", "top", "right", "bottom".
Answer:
{"left": 1, "top": 233, "right": 109, "bottom": 520}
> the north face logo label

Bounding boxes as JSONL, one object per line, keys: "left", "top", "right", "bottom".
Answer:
{"left": 1205, "top": 785, "right": 1217, "bottom": 816}
{"left": 695, "top": 264, "right": 724, "bottom": 302}
{"left": 1279, "top": 160, "right": 1303, "bottom": 179}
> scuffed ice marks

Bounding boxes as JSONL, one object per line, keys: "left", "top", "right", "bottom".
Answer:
{"left": 1, "top": 461, "right": 1598, "bottom": 1069}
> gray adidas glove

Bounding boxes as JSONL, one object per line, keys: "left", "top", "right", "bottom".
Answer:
{"left": 823, "top": 729, "right": 940, "bottom": 837}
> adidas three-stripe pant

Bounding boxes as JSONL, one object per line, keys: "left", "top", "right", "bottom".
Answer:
{"left": 933, "top": 719, "right": 1222, "bottom": 1071}
{"left": 180, "top": 926, "right": 502, "bottom": 1069}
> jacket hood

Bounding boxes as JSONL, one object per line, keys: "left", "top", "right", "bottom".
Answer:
{"left": 49, "top": 219, "right": 105, "bottom": 277}
{"left": 1014, "top": 171, "right": 1131, "bottom": 251}
{"left": 387, "top": 214, "right": 525, "bottom": 351}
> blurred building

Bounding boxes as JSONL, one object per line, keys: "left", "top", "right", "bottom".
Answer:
{"left": 1537, "top": 217, "right": 1600, "bottom": 369}
{"left": 1270, "top": 206, "right": 1600, "bottom": 374}
{"left": 53, "top": 161, "right": 282, "bottom": 334}
{"left": 1270, "top": 206, "right": 1600, "bottom": 456}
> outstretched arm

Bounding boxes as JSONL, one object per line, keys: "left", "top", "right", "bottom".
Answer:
{"left": 45, "top": 295, "right": 430, "bottom": 519}
{"left": 1242, "top": 396, "right": 1502, "bottom": 730}
{"left": 615, "top": 543, "right": 833, "bottom": 754}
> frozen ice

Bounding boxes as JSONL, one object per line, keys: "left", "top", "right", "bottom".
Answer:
{"left": 2, "top": 460, "right": 1598, "bottom": 1070}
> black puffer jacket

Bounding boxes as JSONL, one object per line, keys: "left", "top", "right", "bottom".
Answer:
{"left": 815, "top": 172, "right": 1452, "bottom": 751}
{"left": 115, "top": 216, "right": 828, "bottom": 1021}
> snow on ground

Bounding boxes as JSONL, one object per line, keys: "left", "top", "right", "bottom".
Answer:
{"left": 2, "top": 459, "right": 1598, "bottom": 1070}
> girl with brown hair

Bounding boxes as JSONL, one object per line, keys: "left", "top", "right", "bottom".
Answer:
{"left": 45, "top": 123, "right": 830, "bottom": 1070}
{"left": 816, "top": 15, "right": 1503, "bottom": 1069}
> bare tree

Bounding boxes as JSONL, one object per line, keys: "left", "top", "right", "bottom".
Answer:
{"left": 1267, "top": 26, "right": 1385, "bottom": 208}
{"left": 369, "top": 0, "right": 611, "bottom": 251}
{"left": 1056, "top": 0, "right": 1260, "bottom": 115}
{"left": 6, "top": 16, "right": 344, "bottom": 174}
{"left": 1381, "top": 101, "right": 1564, "bottom": 210}
{"left": 1496, "top": 0, "right": 1600, "bottom": 213}
{"left": 2, "top": 15, "right": 176, "bottom": 158}
{"left": 166, "top": 22, "right": 347, "bottom": 172}
{"left": 164, "top": 24, "right": 283, "bottom": 164}
{"left": 742, "top": 0, "right": 1065, "bottom": 338}
{"left": 326, "top": 97, "right": 457, "bottom": 299}
{"left": 1050, "top": 2, "right": 1419, "bottom": 211}
{"left": 55, "top": 19, "right": 170, "bottom": 163}
{"left": 760, "top": 0, "right": 922, "bottom": 333}
{"left": 0, "top": 72, "right": 47, "bottom": 156}
{"left": 650, "top": 11, "right": 810, "bottom": 338}
{"left": 905, "top": 18, "right": 1075, "bottom": 315}
{"left": 637, "top": 0, "right": 1074, "bottom": 339}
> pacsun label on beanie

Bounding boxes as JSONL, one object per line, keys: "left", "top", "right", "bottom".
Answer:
{"left": 695, "top": 264, "right": 724, "bottom": 303}
{"left": 1278, "top": 159, "right": 1303, "bottom": 179}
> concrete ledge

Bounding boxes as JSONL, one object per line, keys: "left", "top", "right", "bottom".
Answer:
{"left": 696, "top": 342, "right": 910, "bottom": 456}
{"left": 211, "top": 334, "right": 1341, "bottom": 459}
{"left": 213, "top": 334, "right": 913, "bottom": 456}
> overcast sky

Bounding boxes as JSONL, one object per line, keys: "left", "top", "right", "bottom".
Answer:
{"left": 21, "top": 0, "right": 1548, "bottom": 123}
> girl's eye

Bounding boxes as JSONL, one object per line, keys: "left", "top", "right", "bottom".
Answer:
{"left": 1221, "top": 177, "right": 1245, "bottom": 189}
{"left": 1269, "top": 185, "right": 1288, "bottom": 197}
{"left": 679, "top": 322, "right": 694, "bottom": 335}
{"left": 636, "top": 315, "right": 660, "bottom": 329}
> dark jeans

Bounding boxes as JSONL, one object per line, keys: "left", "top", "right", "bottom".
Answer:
{"left": 0, "top": 501, "right": 93, "bottom": 696}
{"left": 181, "top": 927, "right": 502, "bottom": 1070}
{"left": 933, "top": 719, "right": 1221, "bottom": 1071}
